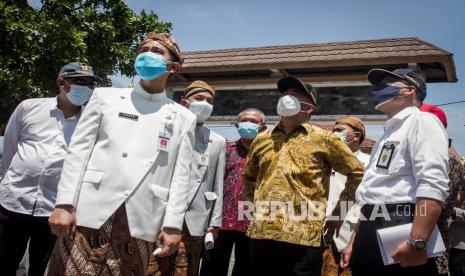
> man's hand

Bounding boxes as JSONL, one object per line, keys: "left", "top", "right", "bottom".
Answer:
{"left": 156, "top": 227, "right": 182, "bottom": 257}
{"left": 207, "top": 226, "right": 220, "bottom": 239}
{"left": 340, "top": 221, "right": 359, "bottom": 269}
{"left": 48, "top": 205, "right": 76, "bottom": 237}
{"left": 340, "top": 244, "right": 352, "bottom": 269}
{"left": 391, "top": 240, "right": 427, "bottom": 267}
{"left": 391, "top": 198, "right": 440, "bottom": 267}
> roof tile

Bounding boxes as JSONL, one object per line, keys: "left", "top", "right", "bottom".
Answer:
{"left": 180, "top": 37, "right": 450, "bottom": 71}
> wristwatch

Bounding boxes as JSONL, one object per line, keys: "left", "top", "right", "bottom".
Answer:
{"left": 408, "top": 236, "right": 428, "bottom": 251}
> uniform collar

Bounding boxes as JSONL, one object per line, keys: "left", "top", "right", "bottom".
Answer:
{"left": 354, "top": 150, "right": 368, "bottom": 157}
{"left": 51, "top": 97, "right": 60, "bottom": 111}
{"left": 133, "top": 81, "right": 167, "bottom": 102}
{"left": 386, "top": 106, "right": 419, "bottom": 126}
{"left": 196, "top": 125, "right": 211, "bottom": 144}
{"left": 273, "top": 122, "right": 312, "bottom": 135}
{"left": 230, "top": 140, "right": 249, "bottom": 153}
{"left": 195, "top": 124, "right": 207, "bottom": 133}
{"left": 232, "top": 140, "right": 244, "bottom": 148}
{"left": 52, "top": 96, "right": 82, "bottom": 119}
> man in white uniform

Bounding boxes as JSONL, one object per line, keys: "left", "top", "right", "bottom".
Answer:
{"left": 341, "top": 68, "right": 449, "bottom": 276}
{"left": 46, "top": 32, "right": 196, "bottom": 275}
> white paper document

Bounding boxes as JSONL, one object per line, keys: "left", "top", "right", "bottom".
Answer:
{"left": 376, "top": 223, "right": 445, "bottom": 265}
{"left": 205, "top": 232, "right": 214, "bottom": 250}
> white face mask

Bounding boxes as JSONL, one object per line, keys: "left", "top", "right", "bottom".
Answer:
{"left": 66, "top": 84, "right": 93, "bottom": 106}
{"left": 334, "top": 131, "right": 348, "bottom": 142}
{"left": 334, "top": 130, "right": 360, "bottom": 145}
{"left": 277, "top": 95, "right": 301, "bottom": 117}
{"left": 189, "top": 100, "right": 213, "bottom": 122}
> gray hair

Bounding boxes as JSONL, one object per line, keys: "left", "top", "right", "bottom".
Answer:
{"left": 237, "top": 108, "right": 266, "bottom": 124}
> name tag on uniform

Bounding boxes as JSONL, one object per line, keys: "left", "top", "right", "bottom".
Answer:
{"left": 199, "top": 154, "right": 209, "bottom": 167}
{"left": 119, "top": 112, "right": 139, "bottom": 121}
{"left": 158, "top": 135, "right": 170, "bottom": 152}
{"left": 376, "top": 143, "right": 396, "bottom": 169}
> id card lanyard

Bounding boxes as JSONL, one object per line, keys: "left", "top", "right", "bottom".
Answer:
{"left": 198, "top": 132, "right": 210, "bottom": 167}
{"left": 376, "top": 142, "right": 396, "bottom": 169}
{"left": 158, "top": 110, "right": 177, "bottom": 152}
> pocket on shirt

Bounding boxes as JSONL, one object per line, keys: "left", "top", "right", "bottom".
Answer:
{"left": 387, "top": 161, "right": 404, "bottom": 174}
{"left": 386, "top": 153, "right": 405, "bottom": 174}
{"left": 82, "top": 169, "right": 105, "bottom": 184}
{"left": 151, "top": 184, "right": 170, "bottom": 202}
{"left": 289, "top": 145, "right": 318, "bottom": 170}
{"left": 204, "top": 192, "right": 218, "bottom": 201}
{"left": 204, "top": 192, "right": 217, "bottom": 210}
{"left": 374, "top": 144, "right": 405, "bottom": 175}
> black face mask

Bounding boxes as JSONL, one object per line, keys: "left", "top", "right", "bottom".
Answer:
{"left": 371, "top": 85, "right": 402, "bottom": 108}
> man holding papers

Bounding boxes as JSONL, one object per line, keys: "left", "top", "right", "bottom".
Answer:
{"left": 340, "top": 69, "right": 449, "bottom": 276}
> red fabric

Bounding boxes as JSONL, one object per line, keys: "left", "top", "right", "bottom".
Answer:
{"left": 420, "top": 103, "right": 448, "bottom": 128}
{"left": 222, "top": 141, "right": 250, "bottom": 233}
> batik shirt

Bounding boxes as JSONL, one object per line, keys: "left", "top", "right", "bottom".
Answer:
{"left": 436, "top": 155, "right": 465, "bottom": 274}
{"left": 243, "top": 123, "right": 364, "bottom": 247}
{"left": 222, "top": 141, "right": 250, "bottom": 233}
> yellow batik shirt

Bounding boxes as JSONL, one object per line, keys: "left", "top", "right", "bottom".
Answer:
{"left": 243, "top": 123, "right": 364, "bottom": 247}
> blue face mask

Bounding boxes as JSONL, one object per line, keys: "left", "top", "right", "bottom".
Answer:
{"left": 66, "top": 85, "right": 93, "bottom": 106}
{"left": 134, "top": 52, "right": 170, "bottom": 80}
{"left": 237, "top": 122, "right": 260, "bottom": 139}
{"left": 371, "top": 85, "right": 402, "bottom": 109}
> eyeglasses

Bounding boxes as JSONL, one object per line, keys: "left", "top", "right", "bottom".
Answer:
{"left": 64, "top": 78, "right": 97, "bottom": 89}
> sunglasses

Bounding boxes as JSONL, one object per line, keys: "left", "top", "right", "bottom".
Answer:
{"left": 64, "top": 77, "right": 97, "bottom": 89}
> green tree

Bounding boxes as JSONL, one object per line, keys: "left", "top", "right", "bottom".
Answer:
{"left": 0, "top": 0, "right": 172, "bottom": 130}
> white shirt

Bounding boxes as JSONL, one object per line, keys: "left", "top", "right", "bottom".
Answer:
{"left": 1, "top": 97, "right": 80, "bottom": 216}
{"left": 133, "top": 82, "right": 167, "bottom": 102}
{"left": 356, "top": 106, "right": 449, "bottom": 204}
{"left": 327, "top": 150, "right": 370, "bottom": 252}
{"left": 326, "top": 150, "right": 370, "bottom": 216}
{"left": 54, "top": 83, "right": 197, "bottom": 241}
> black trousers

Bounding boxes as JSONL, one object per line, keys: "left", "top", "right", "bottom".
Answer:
{"left": 200, "top": 229, "right": 250, "bottom": 276}
{"left": 0, "top": 205, "right": 56, "bottom": 276}
{"left": 449, "top": 248, "right": 465, "bottom": 276}
{"left": 249, "top": 238, "right": 323, "bottom": 276}
{"left": 351, "top": 203, "right": 439, "bottom": 276}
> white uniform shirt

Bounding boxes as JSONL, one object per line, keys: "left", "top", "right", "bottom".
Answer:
{"left": 1, "top": 97, "right": 80, "bottom": 216}
{"left": 53, "top": 82, "right": 197, "bottom": 241}
{"left": 131, "top": 85, "right": 178, "bottom": 230}
{"left": 356, "top": 106, "right": 449, "bottom": 205}
{"left": 326, "top": 150, "right": 370, "bottom": 216}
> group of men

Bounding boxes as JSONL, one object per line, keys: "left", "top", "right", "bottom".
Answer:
{"left": 0, "top": 31, "right": 464, "bottom": 276}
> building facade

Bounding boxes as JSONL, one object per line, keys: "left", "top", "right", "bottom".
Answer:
{"left": 167, "top": 37, "right": 457, "bottom": 150}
